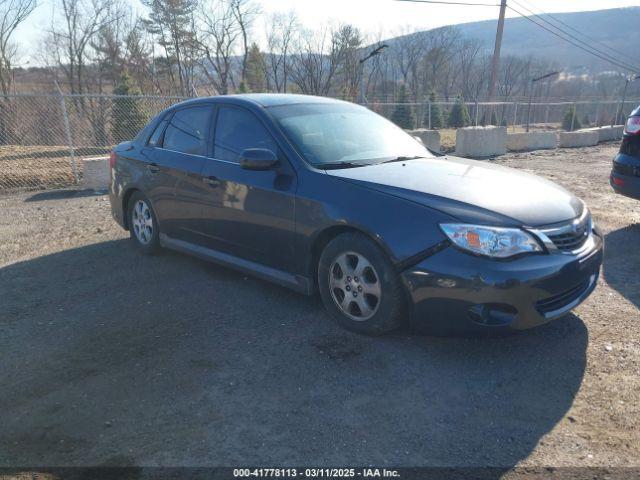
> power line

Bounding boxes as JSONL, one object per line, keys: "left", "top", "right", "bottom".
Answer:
{"left": 509, "top": 0, "right": 640, "bottom": 71}
{"left": 395, "top": 0, "right": 500, "bottom": 7}
{"left": 516, "top": 0, "right": 640, "bottom": 68}
{"left": 507, "top": 4, "right": 640, "bottom": 73}
{"left": 511, "top": 0, "right": 638, "bottom": 70}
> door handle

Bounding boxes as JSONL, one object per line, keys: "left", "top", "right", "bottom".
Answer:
{"left": 203, "top": 176, "right": 221, "bottom": 187}
{"left": 147, "top": 163, "right": 160, "bottom": 174}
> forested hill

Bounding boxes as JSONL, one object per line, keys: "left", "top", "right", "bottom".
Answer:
{"left": 392, "top": 7, "right": 640, "bottom": 72}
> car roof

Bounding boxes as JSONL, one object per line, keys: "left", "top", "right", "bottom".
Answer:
{"left": 170, "top": 93, "right": 351, "bottom": 110}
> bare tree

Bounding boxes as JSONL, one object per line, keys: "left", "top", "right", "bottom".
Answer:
{"left": 264, "top": 11, "right": 297, "bottom": 92}
{"left": 422, "top": 26, "right": 460, "bottom": 100}
{"left": 457, "top": 39, "right": 483, "bottom": 100}
{"left": 48, "top": 0, "right": 112, "bottom": 94}
{"left": 198, "top": 0, "right": 241, "bottom": 95}
{"left": 0, "top": 0, "right": 37, "bottom": 95}
{"left": 0, "top": 0, "right": 37, "bottom": 144}
{"left": 290, "top": 24, "right": 356, "bottom": 96}
{"left": 229, "top": 0, "right": 259, "bottom": 86}
{"left": 390, "top": 26, "right": 423, "bottom": 93}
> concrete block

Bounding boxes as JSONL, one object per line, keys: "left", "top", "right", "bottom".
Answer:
{"left": 558, "top": 130, "right": 599, "bottom": 148}
{"left": 613, "top": 125, "right": 624, "bottom": 139}
{"left": 408, "top": 129, "right": 441, "bottom": 153}
{"left": 83, "top": 156, "right": 110, "bottom": 191}
{"left": 506, "top": 131, "right": 557, "bottom": 152}
{"left": 455, "top": 126, "right": 507, "bottom": 158}
{"left": 582, "top": 127, "right": 616, "bottom": 142}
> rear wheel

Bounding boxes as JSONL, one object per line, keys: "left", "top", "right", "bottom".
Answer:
{"left": 318, "top": 232, "right": 405, "bottom": 335}
{"left": 127, "top": 192, "right": 161, "bottom": 254}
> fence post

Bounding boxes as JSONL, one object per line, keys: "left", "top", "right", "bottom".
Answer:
{"left": 475, "top": 100, "right": 479, "bottom": 126}
{"left": 595, "top": 101, "right": 601, "bottom": 127}
{"left": 428, "top": 101, "right": 432, "bottom": 130}
{"left": 570, "top": 102, "right": 577, "bottom": 131}
{"left": 512, "top": 102, "right": 518, "bottom": 132}
{"left": 55, "top": 84, "right": 78, "bottom": 184}
{"left": 545, "top": 104, "right": 550, "bottom": 129}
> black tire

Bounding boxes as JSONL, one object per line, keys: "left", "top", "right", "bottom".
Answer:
{"left": 127, "top": 191, "right": 161, "bottom": 255}
{"left": 318, "top": 232, "right": 405, "bottom": 335}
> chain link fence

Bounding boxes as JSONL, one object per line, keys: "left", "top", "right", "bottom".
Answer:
{"left": 0, "top": 93, "right": 187, "bottom": 193}
{"left": 369, "top": 99, "right": 638, "bottom": 131}
{"left": 0, "top": 94, "right": 638, "bottom": 194}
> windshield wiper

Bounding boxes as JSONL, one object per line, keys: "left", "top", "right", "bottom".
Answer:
{"left": 379, "top": 155, "right": 426, "bottom": 164}
{"left": 320, "top": 161, "right": 372, "bottom": 170}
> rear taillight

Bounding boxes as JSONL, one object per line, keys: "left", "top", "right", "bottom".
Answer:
{"left": 625, "top": 116, "right": 640, "bottom": 135}
{"left": 109, "top": 151, "right": 116, "bottom": 169}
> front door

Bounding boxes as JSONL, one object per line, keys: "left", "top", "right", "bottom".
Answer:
{"left": 199, "top": 105, "right": 297, "bottom": 272}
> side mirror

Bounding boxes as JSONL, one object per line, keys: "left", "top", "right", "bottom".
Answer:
{"left": 239, "top": 148, "right": 279, "bottom": 171}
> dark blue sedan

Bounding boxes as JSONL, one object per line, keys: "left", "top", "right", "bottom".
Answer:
{"left": 109, "top": 94, "right": 603, "bottom": 335}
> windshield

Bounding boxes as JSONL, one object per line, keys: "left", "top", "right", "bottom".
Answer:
{"left": 268, "top": 102, "right": 433, "bottom": 167}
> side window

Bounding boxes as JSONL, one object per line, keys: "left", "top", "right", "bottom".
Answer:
{"left": 147, "top": 120, "right": 168, "bottom": 147}
{"left": 162, "top": 106, "right": 212, "bottom": 156}
{"left": 214, "top": 106, "right": 278, "bottom": 163}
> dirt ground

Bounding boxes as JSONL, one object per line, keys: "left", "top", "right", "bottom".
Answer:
{"left": 0, "top": 145, "right": 111, "bottom": 192}
{"left": 0, "top": 143, "right": 638, "bottom": 474}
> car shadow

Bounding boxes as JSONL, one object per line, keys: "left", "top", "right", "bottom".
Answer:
{"left": 603, "top": 223, "right": 640, "bottom": 310}
{"left": 23, "top": 189, "right": 106, "bottom": 202}
{"left": 0, "top": 240, "right": 587, "bottom": 476}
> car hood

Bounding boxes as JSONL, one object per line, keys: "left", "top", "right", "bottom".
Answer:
{"left": 325, "top": 156, "right": 584, "bottom": 227}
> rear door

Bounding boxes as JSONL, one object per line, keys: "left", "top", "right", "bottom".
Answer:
{"left": 199, "top": 104, "right": 297, "bottom": 272}
{"left": 147, "top": 104, "right": 214, "bottom": 241}
{"left": 139, "top": 116, "right": 175, "bottom": 230}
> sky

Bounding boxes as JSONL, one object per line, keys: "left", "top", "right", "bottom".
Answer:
{"left": 14, "top": 0, "right": 640, "bottom": 65}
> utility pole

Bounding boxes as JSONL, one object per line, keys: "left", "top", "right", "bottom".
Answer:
{"left": 526, "top": 71, "right": 559, "bottom": 132}
{"left": 359, "top": 45, "right": 388, "bottom": 105}
{"left": 486, "top": 0, "right": 507, "bottom": 123}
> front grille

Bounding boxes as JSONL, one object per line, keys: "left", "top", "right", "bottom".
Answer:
{"left": 541, "top": 212, "right": 591, "bottom": 252}
{"left": 536, "top": 278, "right": 591, "bottom": 316}
{"left": 547, "top": 230, "right": 589, "bottom": 251}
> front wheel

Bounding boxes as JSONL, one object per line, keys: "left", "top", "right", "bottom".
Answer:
{"left": 318, "top": 233, "right": 405, "bottom": 335}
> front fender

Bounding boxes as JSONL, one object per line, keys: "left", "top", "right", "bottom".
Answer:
{"left": 294, "top": 172, "right": 456, "bottom": 277}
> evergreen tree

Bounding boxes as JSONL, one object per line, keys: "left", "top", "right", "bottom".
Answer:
{"left": 481, "top": 110, "right": 499, "bottom": 127}
{"left": 142, "top": 0, "right": 198, "bottom": 96}
{"left": 562, "top": 105, "right": 581, "bottom": 131}
{"left": 245, "top": 43, "right": 267, "bottom": 93}
{"left": 490, "top": 110, "right": 499, "bottom": 126}
{"left": 448, "top": 96, "right": 471, "bottom": 128}
{"left": 391, "top": 85, "right": 414, "bottom": 130}
{"left": 111, "top": 72, "right": 148, "bottom": 143}
{"left": 423, "top": 91, "right": 444, "bottom": 129}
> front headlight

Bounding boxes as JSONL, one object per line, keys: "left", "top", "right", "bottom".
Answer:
{"left": 440, "top": 223, "right": 543, "bottom": 259}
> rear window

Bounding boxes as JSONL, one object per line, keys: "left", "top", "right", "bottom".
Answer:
{"left": 147, "top": 120, "right": 168, "bottom": 147}
{"left": 162, "top": 106, "right": 213, "bottom": 156}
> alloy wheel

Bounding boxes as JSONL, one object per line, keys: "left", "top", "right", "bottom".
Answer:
{"left": 132, "top": 199, "right": 153, "bottom": 245}
{"left": 329, "top": 251, "right": 381, "bottom": 321}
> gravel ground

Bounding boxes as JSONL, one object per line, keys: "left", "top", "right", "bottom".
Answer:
{"left": 0, "top": 143, "right": 638, "bottom": 473}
